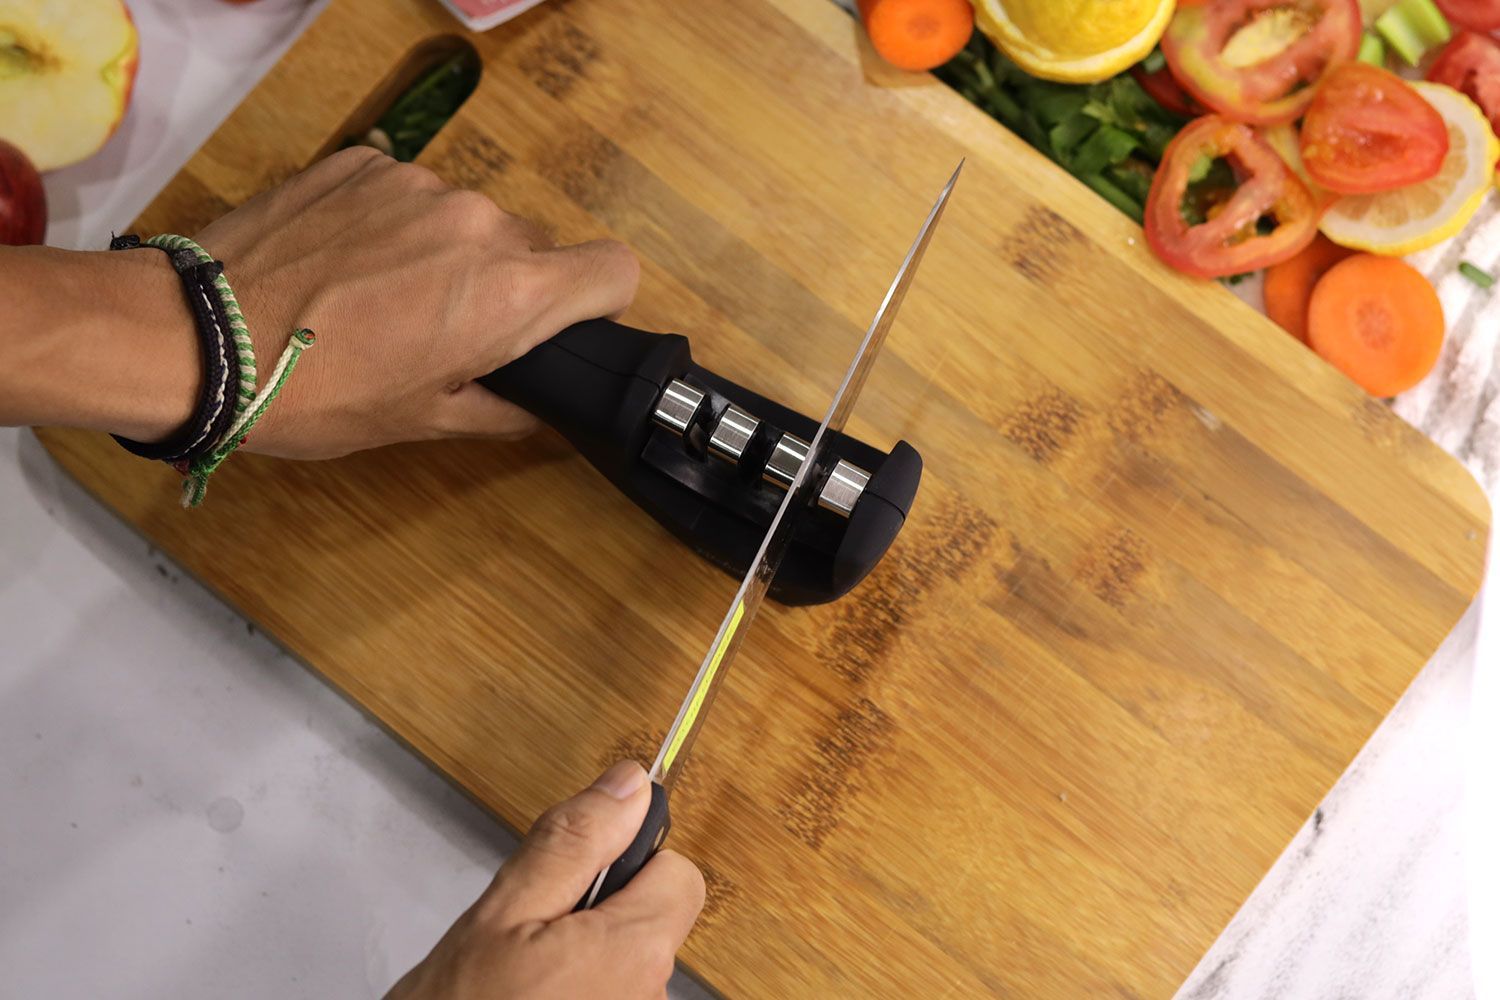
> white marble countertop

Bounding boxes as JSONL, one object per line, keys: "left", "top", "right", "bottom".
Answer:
{"left": 2, "top": 2, "right": 1496, "bottom": 997}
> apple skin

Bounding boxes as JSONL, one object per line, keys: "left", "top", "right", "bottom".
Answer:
{"left": 0, "top": 138, "right": 47, "bottom": 246}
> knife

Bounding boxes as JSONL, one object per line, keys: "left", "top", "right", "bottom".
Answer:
{"left": 575, "top": 163, "right": 962, "bottom": 910}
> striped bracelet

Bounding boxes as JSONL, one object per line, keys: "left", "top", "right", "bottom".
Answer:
{"left": 109, "top": 233, "right": 314, "bottom": 507}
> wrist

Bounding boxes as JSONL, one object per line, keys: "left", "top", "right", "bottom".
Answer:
{"left": 0, "top": 245, "right": 199, "bottom": 440}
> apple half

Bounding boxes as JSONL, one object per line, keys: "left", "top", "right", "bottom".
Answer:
{"left": 0, "top": 0, "right": 139, "bottom": 172}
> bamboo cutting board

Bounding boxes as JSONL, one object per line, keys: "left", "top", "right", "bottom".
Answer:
{"left": 38, "top": 0, "right": 1491, "bottom": 995}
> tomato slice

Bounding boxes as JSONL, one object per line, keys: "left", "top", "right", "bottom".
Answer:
{"left": 1428, "top": 31, "right": 1500, "bottom": 141}
{"left": 1130, "top": 64, "right": 1204, "bottom": 117}
{"left": 1161, "top": 0, "right": 1361, "bottom": 125}
{"left": 1145, "top": 115, "right": 1320, "bottom": 278}
{"left": 1435, "top": 0, "right": 1500, "bottom": 32}
{"left": 1299, "top": 62, "right": 1449, "bottom": 194}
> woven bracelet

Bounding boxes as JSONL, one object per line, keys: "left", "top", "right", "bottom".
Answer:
{"left": 108, "top": 234, "right": 244, "bottom": 464}
{"left": 109, "top": 233, "right": 314, "bottom": 507}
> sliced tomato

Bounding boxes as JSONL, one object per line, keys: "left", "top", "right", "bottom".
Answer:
{"left": 1299, "top": 62, "right": 1449, "bottom": 195}
{"left": 1130, "top": 64, "right": 1204, "bottom": 116}
{"left": 1161, "top": 0, "right": 1361, "bottom": 126}
{"left": 1435, "top": 0, "right": 1500, "bottom": 32}
{"left": 1429, "top": 32, "right": 1500, "bottom": 141}
{"left": 1145, "top": 115, "right": 1321, "bottom": 278}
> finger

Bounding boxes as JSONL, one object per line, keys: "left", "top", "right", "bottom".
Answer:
{"left": 429, "top": 382, "right": 542, "bottom": 440}
{"left": 524, "top": 238, "right": 640, "bottom": 345}
{"left": 592, "top": 849, "right": 705, "bottom": 955}
{"left": 481, "top": 761, "right": 652, "bottom": 925}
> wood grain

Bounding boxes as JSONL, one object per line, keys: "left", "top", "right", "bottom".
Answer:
{"left": 37, "top": 0, "right": 1491, "bottom": 995}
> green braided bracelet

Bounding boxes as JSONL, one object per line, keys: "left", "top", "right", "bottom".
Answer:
{"left": 145, "top": 235, "right": 315, "bottom": 508}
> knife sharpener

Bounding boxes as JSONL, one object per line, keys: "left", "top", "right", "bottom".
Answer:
{"left": 479, "top": 318, "right": 922, "bottom": 605}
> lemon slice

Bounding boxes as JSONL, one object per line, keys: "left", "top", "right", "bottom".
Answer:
{"left": 973, "top": 0, "right": 1176, "bottom": 83}
{"left": 1320, "top": 82, "right": 1499, "bottom": 256}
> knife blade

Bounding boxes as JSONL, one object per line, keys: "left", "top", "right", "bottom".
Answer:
{"left": 576, "top": 161, "right": 962, "bottom": 910}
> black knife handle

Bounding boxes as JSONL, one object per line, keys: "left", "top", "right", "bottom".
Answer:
{"left": 574, "top": 780, "right": 671, "bottom": 910}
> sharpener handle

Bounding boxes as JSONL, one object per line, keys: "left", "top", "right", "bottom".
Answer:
{"left": 575, "top": 780, "right": 671, "bottom": 911}
{"left": 477, "top": 319, "right": 689, "bottom": 479}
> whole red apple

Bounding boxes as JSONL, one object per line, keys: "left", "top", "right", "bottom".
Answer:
{"left": 0, "top": 138, "right": 47, "bottom": 246}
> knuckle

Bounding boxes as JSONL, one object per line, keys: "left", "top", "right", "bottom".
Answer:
{"left": 440, "top": 189, "right": 501, "bottom": 235}
{"left": 388, "top": 159, "right": 443, "bottom": 192}
{"left": 599, "top": 239, "right": 641, "bottom": 281}
{"left": 600, "top": 236, "right": 642, "bottom": 275}
{"left": 328, "top": 144, "right": 385, "bottom": 169}
{"left": 503, "top": 257, "right": 554, "bottom": 317}
{"left": 660, "top": 850, "right": 707, "bottom": 910}
{"left": 528, "top": 801, "right": 599, "bottom": 855}
{"left": 579, "top": 238, "right": 640, "bottom": 292}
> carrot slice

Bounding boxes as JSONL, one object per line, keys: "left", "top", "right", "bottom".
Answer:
{"left": 1263, "top": 235, "right": 1355, "bottom": 343}
{"left": 1307, "top": 254, "right": 1445, "bottom": 397}
{"left": 857, "top": 0, "right": 974, "bottom": 72}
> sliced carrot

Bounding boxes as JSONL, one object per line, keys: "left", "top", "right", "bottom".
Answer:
{"left": 1263, "top": 235, "right": 1355, "bottom": 343}
{"left": 1307, "top": 254, "right": 1445, "bottom": 397}
{"left": 858, "top": 0, "right": 974, "bottom": 72}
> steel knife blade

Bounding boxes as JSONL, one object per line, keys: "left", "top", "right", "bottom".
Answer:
{"left": 577, "top": 161, "right": 962, "bottom": 910}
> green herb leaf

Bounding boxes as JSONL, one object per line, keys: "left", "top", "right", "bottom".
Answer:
{"left": 1049, "top": 113, "right": 1099, "bottom": 160}
{"left": 1071, "top": 125, "right": 1140, "bottom": 176}
{"left": 1106, "top": 160, "right": 1155, "bottom": 204}
{"left": 1032, "top": 90, "right": 1090, "bottom": 127}
{"left": 932, "top": 33, "right": 1188, "bottom": 222}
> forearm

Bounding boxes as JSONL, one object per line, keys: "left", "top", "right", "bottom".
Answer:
{"left": 0, "top": 245, "right": 197, "bottom": 441}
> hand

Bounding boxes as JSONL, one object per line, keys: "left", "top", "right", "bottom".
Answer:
{"left": 192, "top": 145, "right": 639, "bottom": 459}
{"left": 386, "top": 762, "right": 704, "bottom": 1000}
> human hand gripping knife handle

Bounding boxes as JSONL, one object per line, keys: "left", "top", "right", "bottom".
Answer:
{"left": 477, "top": 163, "right": 959, "bottom": 910}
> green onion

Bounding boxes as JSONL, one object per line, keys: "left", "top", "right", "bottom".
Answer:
{"left": 1376, "top": 0, "right": 1452, "bottom": 66}
{"left": 1357, "top": 32, "right": 1387, "bottom": 67}
{"left": 1080, "top": 173, "right": 1144, "bottom": 223}
{"left": 1459, "top": 261, "right": 1495, "bottom": 289}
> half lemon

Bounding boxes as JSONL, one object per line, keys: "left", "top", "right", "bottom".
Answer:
{"left": 1320, "top": 82, "right": 1499, "bottom": 256}
{"left": 972, "top": 0, "right": 1176, "bottom": 83}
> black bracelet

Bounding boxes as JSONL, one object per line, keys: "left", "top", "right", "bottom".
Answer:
{"left": 108, "top": 233, "right": 243, "bottom": 465}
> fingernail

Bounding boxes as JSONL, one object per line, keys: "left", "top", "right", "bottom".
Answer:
{"left": 591, "top": 760, "right": 647, "bottom": 800}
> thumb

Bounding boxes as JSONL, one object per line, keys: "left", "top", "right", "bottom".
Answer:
{"left": 481, "top": 761, "right": 651, "bottom": 925}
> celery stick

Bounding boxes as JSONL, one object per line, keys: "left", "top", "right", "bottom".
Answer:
{"left": 1376, "top": 0, "right": 1453, "bottom": 66}
{"left": 1358, "top": 32, "right": 1387, "bottom": 66}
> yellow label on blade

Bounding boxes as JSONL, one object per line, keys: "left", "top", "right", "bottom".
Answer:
{"left": 661, "top": 600, "right": 745, "bottom": 777}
